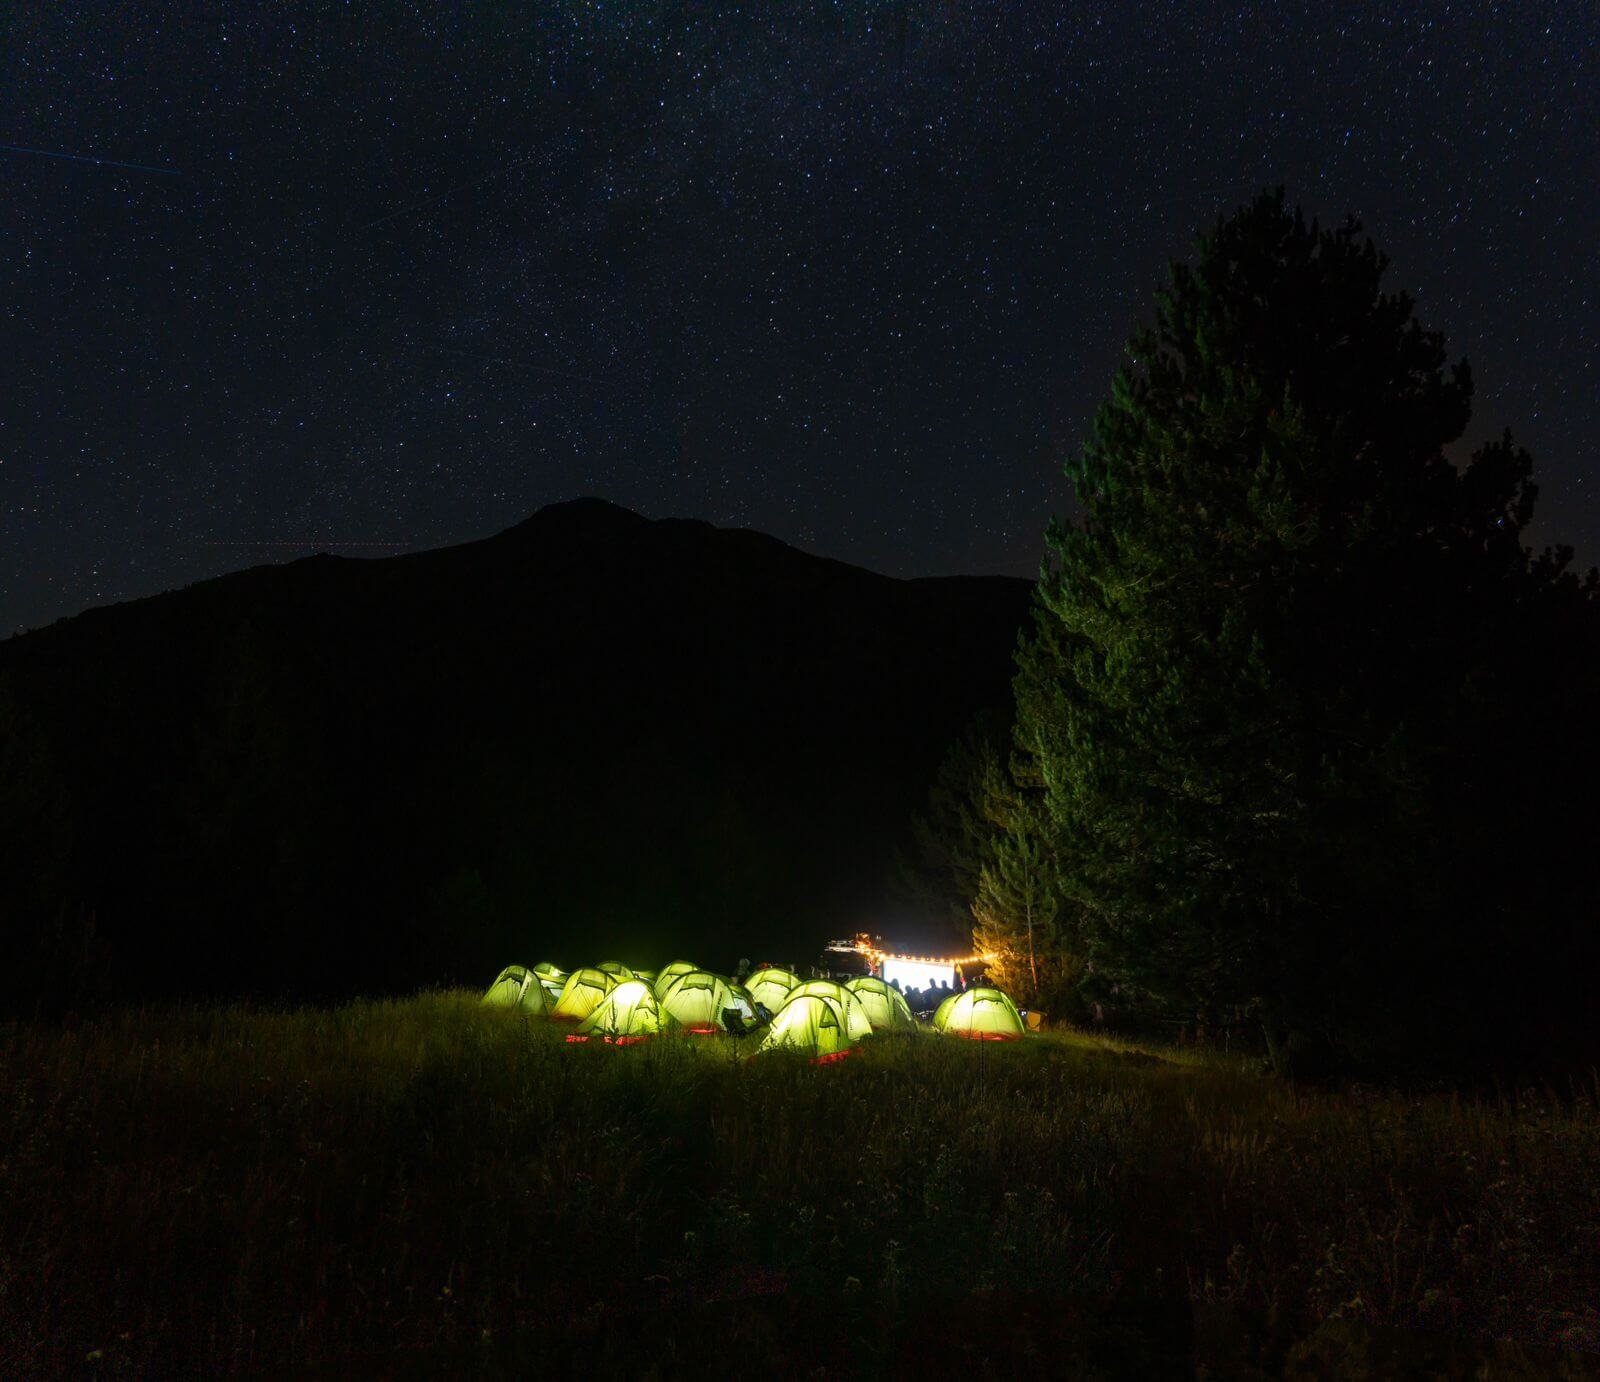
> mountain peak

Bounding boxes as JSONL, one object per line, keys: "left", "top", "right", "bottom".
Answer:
{"left": 500, "top": 496, "right": 651, "bottom": 539}
{"left": 0, "top": 497, "right": 1032, "bottom": 1002}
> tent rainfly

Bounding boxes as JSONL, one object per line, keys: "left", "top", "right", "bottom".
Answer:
{"left": 482, "top": 965, "right": 553, "bottom": 1015}
{"left": 745, "top": 967, "right": 801, "bottom": 1013}
{"left": 552, "top": 967, "right": 619, "bottom": 1021}
{"left": 657, "top": 970, "right": 735, "bottom": 1033}
{"left": 932, "top": 985, "right": 1026, "bottom": 1040}
{"left": 595, "top": 961, "right": 634, "bottom": 979}
{"left": 652, "top": 961, "right": 699, "bottom": 999}
{"left": 784, "top": 979, "right": 874, "bottom": 1042}
{"left": 847, "top": 975, "right": 916, "bottom": 1031}
{"left": 532, "top": 961, "right": 567, "bottom": 1000}
{"left": 756, "top": 993, "right": 860, "bottom": 1063}
{"left": 725, "top": 983, "right": 761, "bottom": 1027}
{"left": 571, "top": 980, "right": 669, "bottom": 1044}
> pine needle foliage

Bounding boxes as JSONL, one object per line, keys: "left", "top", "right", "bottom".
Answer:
{"left": 1014, "top": 190, "right": 1599, "bottom": 1071}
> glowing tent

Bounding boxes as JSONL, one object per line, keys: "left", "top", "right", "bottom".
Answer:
{"left": 552, "top": 967, "right": 618, "bottom": 1021}
{"left": 532, "top": 962, "right": 567, "bottom": 1000}
{"left": 755, "top": 994, "right": 859, "bottom": 1063}
{"left": 725, "top": 983, "right": 760, "bottom": 1027}
{"left": 595, "top": 961, "right": 634, "bottom": 979}
{"left": 653, "top": 961, "right": 699, "bottom": 999}
{"left": 745, "top": 967, "right": 801, "bottom": 1013}
{"left": 572, "top": 980, "right": 669, "bottom": 1044}
{"left": 482, "top": 965, "right": 553, "bottom": 1015}
{"left": 847, "top": 975, "right": 916, "bottom": 1031}
{"left": 785, "top": 980, "right": 874, "bottom": 1042}
{"left": 657, "top": 970, "right": 735, "bottom": 1033}
{"left": 633, "top": 969, "right": 657, "bottom": 985}
{"left": 932, "top": 986, "right": 1026, "bottom": 1040}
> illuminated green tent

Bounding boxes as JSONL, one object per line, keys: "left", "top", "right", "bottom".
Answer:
{"left": 745, "top": 967, "right": 801, "bottom": 1013}
{"left": 932, "top": 986, "right": 1025, "bottom": 1040}
{"left": 785, "top": 980, "right": 874, "bottom": 1042}
{"left": 657, "top": 970, "right": 734, "bottom": 1032}
{"left": 725, "top": 983, "right": 761, "bottom": 1026}
{"left": 653, "top": 961, "right": 698, "bottom": 999}
{"left": 847, "top": 975, "right": 916, "bottom": 1031}
{"left": 532, "top": 962, "right": 567, "bottom": 1000}
{"left": 552, "top": 967, "right": 618, "bottom": 1021}
{"left": 755, "top": 993, "right": 859, "bottom": 1062}
{"left": 595, "top": 961, "right": 634, "bottom": 979}
{"left": 482, "top": 965, "right": 553, "bottom": 1015}
{"left": 573, "top": 980, "right": 669, "bottom": 1043}
{"left": 633, "top": 969, "right": 657, "bottom": 985}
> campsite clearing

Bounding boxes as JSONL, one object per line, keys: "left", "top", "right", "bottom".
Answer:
{"left": 2, "top": 993, "right": 1596, "bottom": 1374}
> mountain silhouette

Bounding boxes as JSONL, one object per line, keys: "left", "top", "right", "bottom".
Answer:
{"left": 0, "top": 500, "right": 1032, "bottom": 1004}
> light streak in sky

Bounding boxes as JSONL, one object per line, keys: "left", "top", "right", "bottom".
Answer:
{"left": 1, "top": 143, "right": 182, "bottom": 176}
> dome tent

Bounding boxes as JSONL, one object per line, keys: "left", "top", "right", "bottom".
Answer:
{"left": 756, "top": 994, "right": 860, "bottom": 1063}
{"left": 532, "top": 962, "right": 567, "bottom": 1000}
{"left": 745, "top": 967, "right": 801, "bottom": 1013}
{"left": 847, "top": 975, "right": 916, "bottom": 1031}
{"left": 572, "top": 980, "right": 670, "bottom": 1044}
{"left": 932, "top": 986, "right": 1025, "bottom": 1040}
{"left": 785, "top": 980, "right": 873, "bottom": 1042}
{"left": 725, "top": 983, "right": 761, "bottom": 1027}
{"left": 595, "top": 961, "right": 634, "bottom": 979}
{"left": 652, "top": 961, "right": 698, "bottom": 999}
{"left": 482, "top": 965, "right": 553, "bottom": 1015}
{"left": 633, "top": 968, "right": 657, "bottom": 985}
{"left": 657, "top": 970, "right": 735, "bottom": 1033}
{"left": 552, "top": 967, "right": 618, "bottom": 1021}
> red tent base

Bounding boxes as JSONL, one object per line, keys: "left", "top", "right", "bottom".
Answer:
{"left": 812, "top": 1049, "right": 855, "bottom": 1066}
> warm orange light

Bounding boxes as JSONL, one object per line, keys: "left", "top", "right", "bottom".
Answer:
{"left": 826, "top": 932, "right": 995, "bottom": 969}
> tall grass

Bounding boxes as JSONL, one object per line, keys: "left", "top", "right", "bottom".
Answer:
{"left": 1, "top": 995, "right": 1596, "bottom": 1374}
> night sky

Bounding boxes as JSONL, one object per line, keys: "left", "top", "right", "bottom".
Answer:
{"left": 4, "top": 3, "right": 1595, "bottom": 635}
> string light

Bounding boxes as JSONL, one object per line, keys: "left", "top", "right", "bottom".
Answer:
{"left": 825, "top": 933, "right": 995, "bottom": 969}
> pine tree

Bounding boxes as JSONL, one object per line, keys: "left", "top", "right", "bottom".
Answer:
{"left": 894, "top": 710, "right": 1010, "bottom": 946}
{"left": 970, "top": 806, "right": 1064, "bottom": 1006}
{"left": 1014, "top": 191, "right": 1593, "bottom": 1070}
{"left": 900, "top": 711, "right": 1081, "bottom": 1008}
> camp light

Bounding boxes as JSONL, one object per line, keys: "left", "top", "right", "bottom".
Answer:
{"left": 827, "top": 933, "right": 995, "bottom": 990}
{"left": 881, "top": 956, "right": 956, "bottom": 990}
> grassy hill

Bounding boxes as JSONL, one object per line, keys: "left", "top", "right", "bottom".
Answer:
{"left": 2, "top": 997, "right": 1596, "bottom": 1375}
{"left": 0, "top": 500, "right": 1031, "bottom": 1008}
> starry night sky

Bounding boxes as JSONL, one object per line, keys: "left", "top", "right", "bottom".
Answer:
{"left": 4, "top": 2, "right": 1595, "bottom": 634}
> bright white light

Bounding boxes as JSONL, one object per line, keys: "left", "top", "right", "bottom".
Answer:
{"left": 882, "top": 957, "right": 955, "bottom": 990}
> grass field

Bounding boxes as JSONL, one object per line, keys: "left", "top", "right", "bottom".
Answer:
{"left": 2, "top": 994, "right": 1598, "bottom": 1376}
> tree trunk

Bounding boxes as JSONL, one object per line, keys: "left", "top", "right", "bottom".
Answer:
{"left": 1025, "top": 900, "right": 1038, "bottom": 995}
